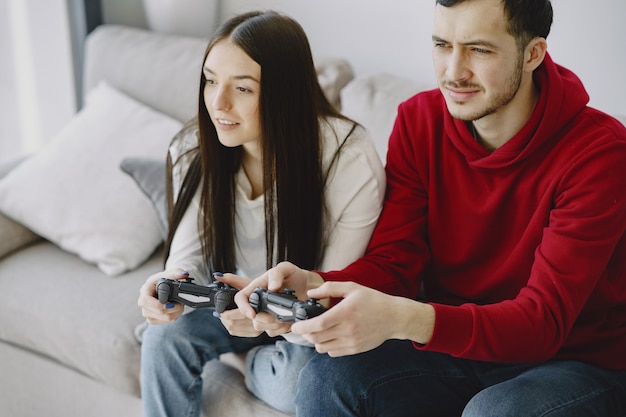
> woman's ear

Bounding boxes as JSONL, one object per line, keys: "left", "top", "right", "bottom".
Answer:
{"left": 524, "top": 37, "right": 548, "bottom": 73}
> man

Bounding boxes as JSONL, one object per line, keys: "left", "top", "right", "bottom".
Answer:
{"left": 231, "top": 0, "right": 626, "bottom": 415}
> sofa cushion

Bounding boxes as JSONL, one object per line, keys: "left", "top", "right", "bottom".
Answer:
{"left": 0, "top": 240, "right": 162, "bottom": 397}
{"left": 0, "top": 82, "right": 182, "bottom": 276}
{"left": 340, "top": 73, "right": 433, "bottom": 162}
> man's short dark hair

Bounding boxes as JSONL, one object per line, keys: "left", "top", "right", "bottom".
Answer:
{"left": 436, "top": 0, "right": 553, "bottom": 50}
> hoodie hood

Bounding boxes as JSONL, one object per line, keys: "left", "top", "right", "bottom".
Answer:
{"left": 446, "top": 53, "right": 590, "bottom": 169}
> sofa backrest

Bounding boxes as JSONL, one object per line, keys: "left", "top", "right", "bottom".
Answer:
{"left": 83, "top": 25, "right": 208, "bottom": 123}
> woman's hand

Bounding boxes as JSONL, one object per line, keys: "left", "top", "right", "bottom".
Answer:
{"left": 216, "top": 272, "right": 291, "bottom": 337}
{"left": 137, "top": 269, "right": 188, "bottom": 324}
{"left": 213, "top": 273, "right": 261, "bottom": 337}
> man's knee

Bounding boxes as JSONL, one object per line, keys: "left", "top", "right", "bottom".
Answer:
{"left": 296, "top": 352, "right": 351, "bottom": 405}
{"left": 462, "top": 387, "right": 521, "bottom": 417}
{"left": 462, "top": 377, "right": 548, "bottom": 417}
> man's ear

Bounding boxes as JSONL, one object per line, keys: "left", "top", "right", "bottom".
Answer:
{"left": 524, "top": 37, "right": 548, "bottom": 73}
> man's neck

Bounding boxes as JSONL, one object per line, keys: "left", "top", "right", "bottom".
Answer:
{"left": 472, "top": 80, "right": 540, "bottom": 151}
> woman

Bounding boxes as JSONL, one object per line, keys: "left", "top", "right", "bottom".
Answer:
{"left": 137, "top": 10, "right": 385, "bottom": 416}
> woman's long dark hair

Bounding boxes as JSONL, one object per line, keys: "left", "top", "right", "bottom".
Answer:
{"left": 164, "top": 11, "right": 353, "bottom": 275}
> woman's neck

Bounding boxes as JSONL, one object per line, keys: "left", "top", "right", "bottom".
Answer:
{"left": 242, "top": 150, "right": 264, "bottom": 200}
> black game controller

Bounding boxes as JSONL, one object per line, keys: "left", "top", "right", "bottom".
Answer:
{"left": 156, "top": 277, "right": 238, "bottom": 314}
{"left": 249, "top": 288, "right": 327, "bottom": 322}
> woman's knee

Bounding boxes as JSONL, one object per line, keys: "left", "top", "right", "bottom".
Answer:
{"left": 142, "top": 321, "right": 193, "bottom": 359}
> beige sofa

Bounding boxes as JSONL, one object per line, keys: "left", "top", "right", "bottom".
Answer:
{"left": 0, "top": 24, "right": 363, "bottom": 417}
{"left": 1, "top": 23, "right": 623, "bottom": 417}
{"left": 0, "top": 21, "right": 432, "bottom": 417}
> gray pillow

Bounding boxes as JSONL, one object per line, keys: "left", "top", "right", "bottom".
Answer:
{"left": 120, "top": 157, "right": 168, "bottom": 240}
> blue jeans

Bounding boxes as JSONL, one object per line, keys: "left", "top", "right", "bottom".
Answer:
{"left": 295, "top": 340, "right": 626, "bottom": 417}
{"left": 246, "top": 339, "right": 318, "bottom": 413}
{"left": 141, "top": 308, "right": 317, "bottom": 416}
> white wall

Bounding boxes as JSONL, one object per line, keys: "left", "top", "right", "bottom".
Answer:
{"left": 106, "top": 0, "right": 626, "bottom": 116}
{"left": 548, "top": 0, "right": 625, "bottom": 116}
{"left": 0, "top": 0, "right": 20, "bottom": 162}
{"left": 220, "top": 0, "right": 625, "bottom": 116}
{"left": 1, "top": 0, "right": 624, "bottom": 166}
{"left": 221, "top": 0, "right": 435, "bottom": 86}
{"left": 0, "top": 0, "right": 76, "bottom": 165}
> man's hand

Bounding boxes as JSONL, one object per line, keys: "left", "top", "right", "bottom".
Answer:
{"left": 227, "top": 262, "right": 325, "bottom": 337}
{"left": 291, "top": 281, "right": 435, "bottom": 357}
{"left": 234, "top": 261, "right": 326, "bottom": 319}
{"left": 137, "top": 269, "right": 188, "bottom": 324}
{"left": 216, "top": 272, "right": 290, "bottom": 337}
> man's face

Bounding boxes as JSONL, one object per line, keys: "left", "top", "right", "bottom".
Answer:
{"left": 432, "top": 0, "right": 526, "bottom": 121}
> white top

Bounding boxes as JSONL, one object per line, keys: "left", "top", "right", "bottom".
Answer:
{"left": 166, "top": 117, "right": 386, "bottom": 283}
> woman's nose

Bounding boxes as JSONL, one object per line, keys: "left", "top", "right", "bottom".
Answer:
{"left": 209, "top": 87, "right": 231, "bottom": 111}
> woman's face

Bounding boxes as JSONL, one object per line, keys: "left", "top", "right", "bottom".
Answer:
{"left": 203, "top": 40, "right": 262, "bottom": 156}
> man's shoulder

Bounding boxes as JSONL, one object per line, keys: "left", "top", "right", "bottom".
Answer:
{"left": 570, "top": 108, "right": 626, "bottom": 144}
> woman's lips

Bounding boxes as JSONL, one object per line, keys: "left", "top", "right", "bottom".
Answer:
{"left": 215, "top": 118, "right": 239, "bottom": 131}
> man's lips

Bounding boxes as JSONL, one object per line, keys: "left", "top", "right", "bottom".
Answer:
{"left": 444, "top": 84, "right": 481, "bottom": 102}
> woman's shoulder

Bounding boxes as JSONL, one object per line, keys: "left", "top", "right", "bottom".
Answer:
{"left": 320, "top": 116, "right": 376, "bottom": 155}
{"left": 320, "top": 116, "right": 385, "bottom": 179}
{"left": 169, "top": 119, "right": 199, "bottom": 163}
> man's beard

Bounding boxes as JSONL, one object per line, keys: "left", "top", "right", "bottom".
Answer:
{"left": 445, "top": 55, "right": 524, "bottom": 122}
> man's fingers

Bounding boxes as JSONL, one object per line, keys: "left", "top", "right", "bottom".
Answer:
{"left": 306, "top": 281, "right": 357, "bottom": 300}
{"left": 267, "top": 261, "right": 298, "bottom": 291}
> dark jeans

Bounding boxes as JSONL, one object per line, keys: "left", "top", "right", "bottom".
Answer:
{"left": 295, "top": 340, "right": 626, "bottom": 417}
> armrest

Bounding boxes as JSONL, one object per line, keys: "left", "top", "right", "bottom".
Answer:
{"left": 0, "top": 155, "right": 41, "bottom": 259}
{"left": 0, "top": 213, "right": 41, "bottom": 259}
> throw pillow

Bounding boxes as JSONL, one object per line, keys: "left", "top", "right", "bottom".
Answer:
{"left": 120, "top": 157, "right": 168, "bottom": 240}
{"left": 340, "top": 74, "right": 431, "bottom": 162}
{"left": 315, "top": 57, "right": 354, "bottom": 110}
{"left": 0, "top": 82, "right": 182, "bottom": 275}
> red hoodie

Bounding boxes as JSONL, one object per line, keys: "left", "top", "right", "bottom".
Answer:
{"left": 320, "top": 53, "right": 626, "bottom": 370}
